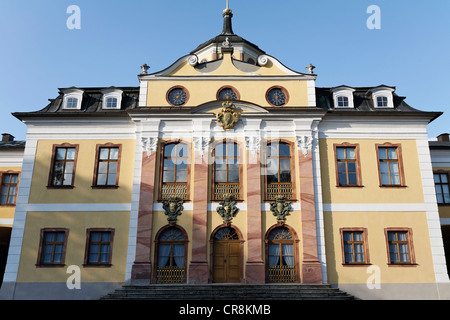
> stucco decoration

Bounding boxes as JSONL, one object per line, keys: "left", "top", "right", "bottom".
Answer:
{"left": 270, "top": 196, "right": 293, "bottom": 222}
{"left": 162, "top": 197, "right": 184, "bottom": 222}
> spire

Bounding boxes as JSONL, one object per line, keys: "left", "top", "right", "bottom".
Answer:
{"left": 222, "top": 0, "right": 234, "bottom": 35}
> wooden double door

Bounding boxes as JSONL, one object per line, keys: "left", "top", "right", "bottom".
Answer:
{"left": 212, "top": 227, "right": 241, "bottom": 283}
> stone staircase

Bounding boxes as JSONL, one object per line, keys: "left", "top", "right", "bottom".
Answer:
{"left": 100, "top": 284, "right": 356, "bottom": 300}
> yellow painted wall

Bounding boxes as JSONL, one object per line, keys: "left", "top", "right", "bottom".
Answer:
{"left": 324, "top": 211, "right": 436, "bottom": 284}
{"left": 319, "top": 139, "right": 425, "bottom": 204}
{"left": 28, "top": 140, "right": 135, "bottom": 204}
{"left": 146, "top": 79, "right": 309, "bottom": 108}
{"left": 17, "top": 211, "right": 130, "bottom": 283}
{"left": 0, "top": 166, "right": 21, "bottom": 223}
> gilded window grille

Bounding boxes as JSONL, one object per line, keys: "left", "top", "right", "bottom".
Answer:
{"left": 214, "top": 183, "right": 240, "bottom": 200}
{"left": 156, "top": 266, "right": 186, "bottom": 283}
{"left": 161, "top": 183, "right": 188, "bottom": 200}
{"left": 266, "top": 183, "right": 292, "bottom": 201}
{"left": 268, "top": 265, "right": 296, "bottom": 283}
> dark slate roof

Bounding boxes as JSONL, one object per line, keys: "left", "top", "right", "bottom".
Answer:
{"left": 317, "top": 86, "right": 423, "bottom": 112}
{"left": 0, "top": 141, "right": 25, "bottom": 150}
{"left": 429, "top": 141, "right": 450, "bottom": 149}
{"left": 13, "top": 86, "right": 139, "bottom": 120}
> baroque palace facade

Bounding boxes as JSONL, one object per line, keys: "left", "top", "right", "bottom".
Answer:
{"left": 1, "top": 7, "right": 450, "bottom": 300}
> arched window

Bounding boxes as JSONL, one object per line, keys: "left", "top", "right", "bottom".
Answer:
{"left": 267, "top": 227, "right": 296, "bottom": 283}
{"left": 266, "top": 142, "right": 293, "bottom": 200}
{"left": 156, "top": 227, "right": 187, "bottom": 283}
{"left": 161, "top": 142, "right": 188, "bottom": 200}
{"left": 213, "top": 141, "right": 240, "bottom": 200}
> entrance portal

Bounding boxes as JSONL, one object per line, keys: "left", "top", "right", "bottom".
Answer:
{"left": 212, "top": 227, "right": 241, "bottom": 283}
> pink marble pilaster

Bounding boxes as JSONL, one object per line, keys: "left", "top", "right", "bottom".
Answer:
{"left": 188, "top": 151, "right": 209, "bottom": 284}
{"left": 245, "top": 151, "right": 265, "bottom": 284}
{"left": 299, "top": 151, "right": 322, "bottom": 284}
{"left": 131, "top": 151, "right": 156, "bottom": 283}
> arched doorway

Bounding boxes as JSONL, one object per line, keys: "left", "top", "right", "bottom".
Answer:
{"left": 265, "top": 225, "right": 299, "bottom": 283}
{"left": 211, "top": 226, "right": 242, "bottom": 283}
{"left": 154, "top": 225, "right": 188, "bottom": 283}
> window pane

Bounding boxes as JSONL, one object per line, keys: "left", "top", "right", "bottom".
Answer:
{"left": 337, "top": 162, "right": 347, "bottom": 175}
{"left": 163, "top": 171, "right": 174, "bottom": 183}
{"left": 228, "top": 143, "right": 238, "bottom": 157}
{"left": 2, "top": 175, "right": 10, "bottom": 184}
{"left": 343, "top": 232, "right": 352, "bottom": 242}
{"left": 66, "top": 148, "right": 76, "bottom": 160}
{"left": 267, "top": 144, "right": 278, "bottom": 157}
{"left": 353, "top": 232, "right": 363, "bottom": 241}
{"left": 228, "top": 170, "right": 239, "bottom": 183}
{"left": 108, "top": 162, "right": 117, "bottom": 174}
{"left": 227, "top": 163, "right": 239, "bottom": 171}
{"left": 215, "top": 171, "right": 226, "bottom": 183}
{"left": 390, "top": 162, "right": 400, "bottom": 184}
{"left": 347, "top": 148, "right": 355, "bottom": 160}
{"left": 64, "top": 162, "right": 74, "bottom": 174}
{"left": 176, "top": 170, "right": 187, "bottom": 183}
{"left": 336, "top": 148, "right": 346, "bottom": 160}
{"left": 266, "top": 158, "right": 278, "bottom": 178}
{"left": 99, "top": 148, "right": 110, "bottom": 160}
{"left": 56, "top": 148, "right": 67, "bottom": 160}
{"left": 441, "top": 174, "right": 448, "bottom": 183}
{"left": 267, "top": 174, "right": 278, "bottom": 184}
{"left": 378, "top": 148, "right": 387, "bottom": 160}
{"left": 55, "top": 232, "right": 65, "bottom": 242}
{"left": 215, "top": 143, "right": 226, "bottom": 157}
{"left": 280, "top": 170, "right": 291, "bottom": 183}
{"left": 107, "top": 173, "right": 116, "bottom": 185}
{"left": 388, "top": 148, "right": 398, "bottom": 160}
{"left": 434, "top": 174, "right": 441, "bottom": 183}
{"left": 164, "top": 144, "right": 175, "bottom": 158}
{"left": 163, "top": 159, "right": 175, "bottom": 170}
{"left": 62, "top": 174, "right": 73, "bottom": 185}
{"left": 279, "top": 144, "right": 290, "bottom": 157}
{"left": 91, "top": 232, "right": 101, "bottom": 242}
{"left": 177, "top": 144, "right": 187, "bottom": 158}
{"left": 97, "top": 174, "right": 107, "bottom": 185}
{"left": 279, "top": 159, "right": 291, "bottom": 171}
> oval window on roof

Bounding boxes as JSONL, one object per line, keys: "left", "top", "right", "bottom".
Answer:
{"left": 266, "top": 87, "right": 289, "bottom": 107}
{"left": 217, "top": 87, "right": 239, "bottom": 101}
{"left": 167, "top": 87, "right": 189, "bottom": 106}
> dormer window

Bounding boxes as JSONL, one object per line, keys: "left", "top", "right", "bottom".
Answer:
{"left": 332, "top": 86, "right": 355, "bottom": 109}
{"left": 371, "top": 86, "right": 395, "bottom": 108}
{"left": 62, "top": 88, "right": 84, "bottom": 110}
{"left": 101, "top": 88, "right": 123, "bottom": 110}
{"left": 337, "top": 96, "right": 349, "bottom": 107}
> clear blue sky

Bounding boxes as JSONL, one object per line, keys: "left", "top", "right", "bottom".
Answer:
{"left": 0, "top": 0, "right": 449, "bottom": 140}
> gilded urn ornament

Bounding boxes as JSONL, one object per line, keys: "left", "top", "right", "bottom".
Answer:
{"left": 216, "top": 194, "right": 239, "bottom": 223}
{"left": 216, "top": 101, "right": 240, "bottom": 130}
{"left": 270, "top": 196, "right": 292, "bottom": 221}
{"left": 162, "top": 197, "right": 184, "bottom": 222}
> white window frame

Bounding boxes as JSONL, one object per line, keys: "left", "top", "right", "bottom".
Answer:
{"left": 62, "top": 88, "right": 84, "bottom": 110}
{"left": 102, "top": 88, "right": 123, "bottom": 110}
{"left": 331, "top": 86, "right": 355, "bottom": 109}
{"left": 371, "top": 87, "right": 395, "bottom": 109}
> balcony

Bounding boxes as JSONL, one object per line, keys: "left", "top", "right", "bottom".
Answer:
{"left": 214, "top": 183, "right": 240, "bottom": 200}
{"left": 266, "top": 183, "right": 293, "bottom": 201}
{"left": 161, "top": 183, "right": 188, "bottom": 200}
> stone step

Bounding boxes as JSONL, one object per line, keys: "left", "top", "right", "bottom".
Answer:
{"left": 100, "top": 284, "right": 356, "bottom": 300}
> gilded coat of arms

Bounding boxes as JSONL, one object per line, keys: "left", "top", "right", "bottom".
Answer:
{"left": 216, "top": 101, "right": 240, "bottom": 130}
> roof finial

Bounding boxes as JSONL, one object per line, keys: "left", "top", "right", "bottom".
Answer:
{"left": 222, "top": 0, "right": 234, "bottom": 35}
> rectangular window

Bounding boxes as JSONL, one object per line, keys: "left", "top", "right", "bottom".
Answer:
{"left": 335, "top": 146, "right": 359, "bottom": 186}
{"left": 434, "top": 172, "right": 450, "bottom": 204}
{"left": 0, "top": 173, "right": 19, "bottom": 205}
{"left": 84, "top": 229, "right": 114, "bottom": 266}
{"left": 377, "top": 145, "right": 404, "bottom": 186}
{"left": 337, "top": 96, "right": 349, "bottom": 107}
{"left": 377, "top": 96, "right": 388, "bottom": 107}
{"left": 94, "top": 145, "right": 121, "bottom": 187}
{"left": 48, "top": 145, "right": 78, "bottom": 187}
{"left": 37, "top": 229, "right": 69, "bottom": 266}
{"left": 65, "top": 97, "right": 78, "bottom": 109}
{"left": 340, "top": 229, "right": 369, "bottom": 265}
{"left": 386, "top": 229, "right": 415, "bottom": 265}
